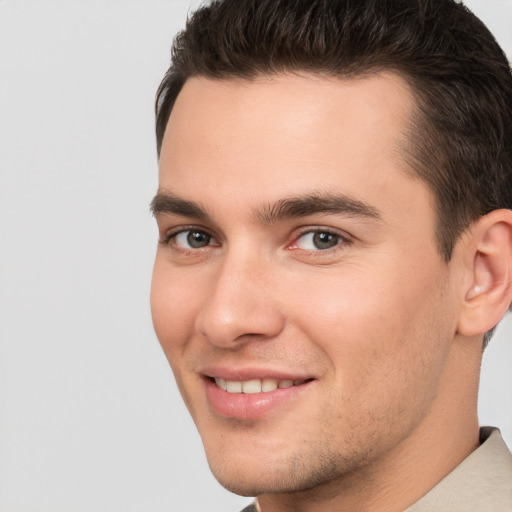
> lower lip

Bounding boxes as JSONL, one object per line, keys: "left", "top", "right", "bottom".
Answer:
{"left": 204, "top": 379, "right": 312, "bottom": 420}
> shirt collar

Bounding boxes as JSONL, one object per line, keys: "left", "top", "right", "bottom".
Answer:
{"left": 405, "top": 427, "right": 512, "bottom": 512}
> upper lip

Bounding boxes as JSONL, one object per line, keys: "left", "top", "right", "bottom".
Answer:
{"left": 200, "top": 366, "right": 315, "bottom": 382}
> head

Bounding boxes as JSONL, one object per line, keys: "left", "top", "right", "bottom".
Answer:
{"left": 151, "top": 0, "right": 512, "bottom": 506}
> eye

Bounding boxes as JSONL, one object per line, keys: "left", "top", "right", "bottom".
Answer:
{"left": 294, "top": 230, "right": 344, "bottom": 250}
{"left": 172, "top": 230, "right": 214, "bottom": 249}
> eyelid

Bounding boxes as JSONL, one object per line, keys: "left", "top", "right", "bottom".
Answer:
{"left": 158, "top": 223, "right": 352, "bottom": 255}
{"left": 287, "top": 226, "right": 352, "bottom": 251}
{"left": 159, "top": 225, "right": 220, "bottom": 248}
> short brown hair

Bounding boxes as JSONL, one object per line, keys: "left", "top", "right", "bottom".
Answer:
{"left": 155, "top": 0, "right": 512, "bottom": 321}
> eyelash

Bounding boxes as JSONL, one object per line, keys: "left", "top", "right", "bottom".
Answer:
{"left": 159, "top": 227, "right": 217, "bottom": 250}
{"left": 289, "top": 228, "right": 351, "bottom": 253}
{"left": 159, "top": 226, "right": 351, "bottom": 255}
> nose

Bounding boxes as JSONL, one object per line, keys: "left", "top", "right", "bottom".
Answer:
{"left": 194, "top": 254, "right": 285, "bottom": 348}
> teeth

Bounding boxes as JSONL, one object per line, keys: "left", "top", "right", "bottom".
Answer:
{"left": 226, "top": 380, "right": 242, "bottom": 393}
{"left": 215, "top": 377, "right": 305, "bottom": 394}
{"left": 261, "top": 378, "right": 278, "bottom": 392}
{"left": 242, "top": 379, "right": 262, "bottom": 394}
{"left": 214, "top": 378, "right": 227, "bottom": 391}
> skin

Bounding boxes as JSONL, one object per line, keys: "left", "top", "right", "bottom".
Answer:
{"left": 151, "top": 73, "right": 485, "bottom": 512}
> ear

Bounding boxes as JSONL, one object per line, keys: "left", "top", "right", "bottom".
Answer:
{"left": 457, "top": 209, "right": 512, "bottom": 337}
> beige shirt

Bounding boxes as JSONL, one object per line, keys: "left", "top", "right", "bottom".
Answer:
{"left": 245, "top": 427, "right": 512, "bottom": 512}
{"left": 406, "top": 427, "right": 512, "bottom": 512}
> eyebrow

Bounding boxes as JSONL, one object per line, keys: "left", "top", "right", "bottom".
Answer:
{"left": 257, "top": 192, "right": 383, "bottom": 224}
{"left": 150, "top": 191, "right": 209, "bottom": 220}
{"left": 150, "top": 190, "right": 382, "bottom": 224}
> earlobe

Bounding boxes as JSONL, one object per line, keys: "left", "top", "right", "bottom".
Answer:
{"left": 457, "top": 210, "right": 512, "bottom": 337}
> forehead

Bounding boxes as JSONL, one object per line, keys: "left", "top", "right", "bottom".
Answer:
{"left": 158, "top": 72, "right": 428, "bottom": 223}
{"left": 164, "top": 71, "right": 414, "bottom": 133}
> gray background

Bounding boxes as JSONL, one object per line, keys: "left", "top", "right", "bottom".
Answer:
{"left": 0, "top": 1, "right": 510, "bottom": 511}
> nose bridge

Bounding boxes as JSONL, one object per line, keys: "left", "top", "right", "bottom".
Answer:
{"left": 195, "top": 244, "right": 284, "bottom": 346}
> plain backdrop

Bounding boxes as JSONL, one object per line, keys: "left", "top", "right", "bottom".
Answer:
{"left": 0, "top": 1, "right": 511, "bottom": 511}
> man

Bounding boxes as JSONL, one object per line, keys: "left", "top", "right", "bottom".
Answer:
{"left": 150, "top": 0, "right": 512, "bottom": 510}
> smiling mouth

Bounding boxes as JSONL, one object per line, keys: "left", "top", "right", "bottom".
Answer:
{"left": 204, "top": 375, "right": 315, "bottom": 418}
{"left": 212, "top": 377, "right": 312, "bottom": 394}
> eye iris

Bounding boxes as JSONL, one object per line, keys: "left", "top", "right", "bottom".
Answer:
{"left": 313, "top": 232, "right": 338, "bottom": 249}
{"left": 187, "top": 231, "right": 210, "bottom": 248}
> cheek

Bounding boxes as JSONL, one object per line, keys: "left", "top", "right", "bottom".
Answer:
{"left": 290, "top": 267, "right": 402, "bottom": 350}
{"left": 291, "top": 272, "right": 450, "bottom": 449}
{"left": 150, "top": 258, "right": 204, "bottom": 357}
{"left": 290, "top": 260, "right": 451, "bottom": 388}
{"left": 150, "top": 260, "right": 208, "bottom": 414}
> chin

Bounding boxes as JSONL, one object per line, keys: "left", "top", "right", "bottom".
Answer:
{"left": 204, "top": 449, "right": 281, "bottom": 496}
{"left": 205, "top": 444, "right": 357, "bottom": 498}
{"left": 209, "top": 465, "right": 294, "bottom": 497}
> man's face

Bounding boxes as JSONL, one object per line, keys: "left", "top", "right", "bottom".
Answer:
{"left": 151, "top": 73, "right": 460, "bottom": 496}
